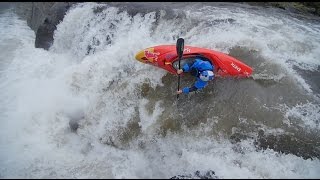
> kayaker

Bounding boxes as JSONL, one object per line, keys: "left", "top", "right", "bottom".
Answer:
{"left": 176, "top": 58, "right": 214, "bottom": 94}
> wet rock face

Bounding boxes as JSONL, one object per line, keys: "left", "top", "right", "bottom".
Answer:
{"left": 245, "top": 2, "right": 320, "bottom": 16}
{"left": 14, "top": 2, "right": 53, "bottom": 33}
{"left": 35, "top": 18, "right": 55, "bottom": 50}
{"left": 14, "top": 2, "right": 76, "bottom": 50}
{"left": 13, "top": 2, "right": 320, "bottom": 51}
{"left": 69, "top": 119, "right": 79, "bottom": 132}
{"left": 255, "top": 130, "right": 320, "bottom": 160}
{"left": 35, "top": 2, "right": 74, "bottom": 50}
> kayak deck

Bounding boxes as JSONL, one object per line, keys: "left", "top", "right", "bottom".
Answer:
{"left": 135, "top": 45, "right": 253, "bottom": 77}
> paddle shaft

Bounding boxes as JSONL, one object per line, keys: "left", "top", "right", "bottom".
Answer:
{"left": 177, "top": 61, "right": 181, "bottom": 99}
{"left": 176, "top": 38, "right": 184, "bottom": 99}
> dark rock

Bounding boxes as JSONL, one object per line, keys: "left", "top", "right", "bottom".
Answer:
{"left": 14, "top": 2, "right": 55, "bottom": 33}
{"left": 69, "top": 118, "right": 79, "bottom": 132}
{"left": 13, "top": 2, "right": 320, "bottom": 51}
{"left": 255, "top": 133, "right": 320, "bottom": 160}
{"left": 230, "top": 132, "right": 248, "bottom": 144}
{"left": 35, "top": 20, "right": 56, "bottom": 50}
{"left": 14, "top": 2, "right": 76, "bottom": 50}
{"left": 246, "top": 2, "right": 320, "bottom": 16}
{"left": 171, "top": 170, "right": 218, "bottom": 179}
{"left": 35, "top": 2, "right": 75, "bottom": 50}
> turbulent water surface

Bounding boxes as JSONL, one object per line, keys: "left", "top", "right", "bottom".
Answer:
{"left": 0, "top": 2, "right": 320, "bottom": 178}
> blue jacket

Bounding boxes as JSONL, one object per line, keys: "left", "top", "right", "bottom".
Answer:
{"left": 181, "top": 58, "right": 214, "bottom": 94}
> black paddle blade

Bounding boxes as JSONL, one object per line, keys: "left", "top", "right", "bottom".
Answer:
{"left": 176, "top": 38, "right": 184, "bottom": 59}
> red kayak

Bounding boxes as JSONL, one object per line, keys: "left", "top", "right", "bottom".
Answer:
{"left": 135, "top": 45, "right": 253, "bottom": 77}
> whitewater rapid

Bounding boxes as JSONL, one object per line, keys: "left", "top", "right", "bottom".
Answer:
{"left": 0, "top": 2, "right": 319, "bottom": 178}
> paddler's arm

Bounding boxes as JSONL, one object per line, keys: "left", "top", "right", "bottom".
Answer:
{"left": 177, "top": 63, "right": 192, "bottom": 74}
{"left": 179, "top": 79, "right": 208, "bottom": 94}
{"left": 181, "top": 86, "right": 198, "bottom": 94}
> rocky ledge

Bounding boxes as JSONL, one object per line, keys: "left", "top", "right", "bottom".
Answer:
{"left": 13, "top": 2, "right": 320, "bottom": 50}
{"left": 14, "top": 2, "right": 76, "bottom": 50}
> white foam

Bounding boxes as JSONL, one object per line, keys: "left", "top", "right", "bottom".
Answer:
{"left": 127, "top": 134, "right": 320, "bottom": 179}
{"left": 285, "top": 102, "right": 320, "bottom": 130}
{"left": 138, "top": 99, "right": 164, "bottom": 132}
{"left": 184, "top": 5, "right": 320, "bottom": 93}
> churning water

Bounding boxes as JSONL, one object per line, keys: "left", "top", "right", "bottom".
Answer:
{"left": 0, "top": 2, "right": 319, "bottom": 178}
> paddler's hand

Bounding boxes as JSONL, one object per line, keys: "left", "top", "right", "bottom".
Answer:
{"left": 177, "top": 69, "right": 183, "bottom": 75}
{"left": 176, "top": 90, "right": 183, "bottom": 94}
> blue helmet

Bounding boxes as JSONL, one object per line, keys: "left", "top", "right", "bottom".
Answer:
{"left": 199, "top": 70, "right": 214, "bottom": 81}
